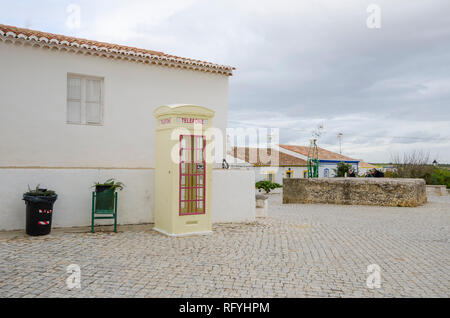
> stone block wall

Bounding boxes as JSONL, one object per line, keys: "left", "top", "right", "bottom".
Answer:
{"left": 283, "top": 178, "right": 427, "bottom": 207}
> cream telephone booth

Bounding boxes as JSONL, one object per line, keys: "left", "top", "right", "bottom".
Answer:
{"left": 153, "top": 104, "right": 214, "bottom": 236}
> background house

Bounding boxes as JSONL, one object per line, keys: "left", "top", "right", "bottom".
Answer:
{"left": 278, "top": 145, "right": 360, "bottom": 178}
{"left": 0, "top": 24, "right": 255, "bottom": 231}
{"left": 228, "top": 144, "right": 362, "bottom": 182}
{"left": 228, "top": 147, "right": 307, "bottom": 184}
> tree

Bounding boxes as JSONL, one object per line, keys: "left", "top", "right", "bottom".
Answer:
{"left": 391, "top": 151, "right": 434, "bottom": 182}
{"left": 334, "top": 162, "right": 352, "bottom": 177}
{"left": 390, "top": 150, "right": 449, "bottom": 188}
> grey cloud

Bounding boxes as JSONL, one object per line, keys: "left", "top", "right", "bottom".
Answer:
{"left": 1, "top": 0, "right": 449, "bottom": 161}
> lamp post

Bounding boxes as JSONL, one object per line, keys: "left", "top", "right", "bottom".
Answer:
{"left": 337, "top": 133, "right": 343, "bottom": 155}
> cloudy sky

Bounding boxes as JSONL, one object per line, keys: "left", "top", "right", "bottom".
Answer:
{"left": 1, "top": 0, "right": 449, "bottom": 162}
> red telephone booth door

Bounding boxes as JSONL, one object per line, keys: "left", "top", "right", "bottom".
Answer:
{"left": 179, "top": 135, "right": 206, "bottom": 216}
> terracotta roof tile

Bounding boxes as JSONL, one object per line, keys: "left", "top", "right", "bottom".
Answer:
{"left": 228, "top": 147, "right": 307, "bottom": 166}
{"left": 278, "top": 144, "right": 359, "bottom": 161}
{"left": 0, "top": 24, "right": 235, "bottom": 75}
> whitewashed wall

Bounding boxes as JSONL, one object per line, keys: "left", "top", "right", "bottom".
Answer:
{"left": 0, "top": 40, "right": 261, "bottom": 231}
{"left": 212, "top": 169, "right": 255, "bottom": 223}
{"left": 319, "top": 162, "right": 358, "bottom": 177}
{"left": 0, "top": 168, "right": 254, "bottom": 231}
{"left": 0, "top": 41, "right": 229, "bottom": 168}
{"left": 0, "top": 168, "right": 154, "bottom": 231}
{"left": 255, "top": 166, "right": 307, "bottom": 184}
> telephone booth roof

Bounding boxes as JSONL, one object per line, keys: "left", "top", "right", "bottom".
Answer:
{"left": 154, "top": 104, "right": 215, "bottom": 119}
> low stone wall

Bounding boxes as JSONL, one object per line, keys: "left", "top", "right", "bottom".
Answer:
{"left": 426, "top": 185, "right": 448, "bottom": 196}
{"left": 283, "top": 178, "right": 427, "bottom": 207}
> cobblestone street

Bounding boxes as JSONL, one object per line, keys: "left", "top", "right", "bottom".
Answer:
{"left": 0, "top": 194, "right": 449, "bottom": 298}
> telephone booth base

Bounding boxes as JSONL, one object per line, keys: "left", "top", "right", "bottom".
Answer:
{"left": 153, "top": 227, "right": 212, "bottom": 237}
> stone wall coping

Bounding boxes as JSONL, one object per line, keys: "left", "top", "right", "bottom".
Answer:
{"left": 295, "top": 178, "right": 425, "bottom": 185}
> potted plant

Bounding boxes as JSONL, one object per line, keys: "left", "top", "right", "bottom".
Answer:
{"left": 23, "top": 185, "right": 58, "bottom": 236}
{"left": 255, "top": 180, "right": 283, "bottom": 194}
{"left": 93, "top": 179, "right": 124, "bottom": 211}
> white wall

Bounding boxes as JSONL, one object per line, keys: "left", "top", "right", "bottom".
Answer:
{"left": 212, "top": 169, "right": 255, "bottom": 223}
{"left": 319, "top": 162, "right": 358, "bottom": 177}
{"left": 0, "top": 168, "right": 255, "bottom": 231}
{"left": 0, "top": 168, "right": 154, "bottom": 231}
{"left": 255, "top": 166, "right": 307, "bottom": 184}
{"left": 0, "top": 41, "right": 260, "bottom": 231}
{"left": 0, "top": 41, "right": 229, "bottom": 168}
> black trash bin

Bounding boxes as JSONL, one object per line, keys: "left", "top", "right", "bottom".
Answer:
{"left": 23, "top": 191, "right": 58, "bottom": 236}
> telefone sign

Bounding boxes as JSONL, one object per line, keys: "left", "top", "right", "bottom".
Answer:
{"left": 178, "top": 117, "right": 207, "bottom": 125}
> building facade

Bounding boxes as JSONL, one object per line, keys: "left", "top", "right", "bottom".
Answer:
{"left": 228, "top": 144, "right": 361, "bottom": 184}
{"left": 278, "top": 145, "right": 360, "bottom": 178}
{"left": 0, "top": 24, "right": 255, "bottom": 231}
{"left": 228, "top": 147, "right": 308, "bottom": 185}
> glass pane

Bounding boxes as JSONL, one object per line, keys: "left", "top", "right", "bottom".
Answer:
{"left": 186, "top": 151, "right": 191, "bottom": 163}
{"left": 195, "top": 150, "right": 202, "bottom": 163}
{"left": 195, "top": 136, "right": 203, "bottom": 149}
{"left": 67, "top": 78, "right": 81, "bottom": 100}
{"left": 197, "top": 175, "right": 204, "bottom": 185}
{"left": 181, "top": 189, "right": 187, "bottom": 200}
{"left": 180, "top": 201, "right": 188, "bottom": 214}
{"left": 67, "top": 101, "right": 81, "bottom": 123}
{"left": 86, "top": 102, "right": 101, "bottom": 123}
{"left": 184, "top": 136, "right": 191, "bottom": 149}
{"left": 86, "top": 79, "right": 101, "bottom": 103}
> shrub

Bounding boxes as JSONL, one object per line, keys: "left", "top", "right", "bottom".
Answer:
{"left": 391, "top": 151, "right": 434, "bottom": 180}
{"left": 25, "top": 185, "right": 56, "bottom": 197}
{"left": 431, "top": 168, "right": 450, "bottom": 189}
{"left": 391, "top": 151, "right": 449, "bottom": 188}
{"left": 93, "top": 178, "right": 125, "bottom": 191}
{"left": 384, "top": 170, "right": 396, "bottom": 178}
{"left": 255, "top": 180, "right": 283, "bottom": 194}
{"left": 334, "top": 162, "right": 352, "bottom": 177}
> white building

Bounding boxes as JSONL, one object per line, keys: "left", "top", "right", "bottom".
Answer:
{"left": 228, "top": 147, "right": 308, "bottom": 184}
{"left": 0, "top": 24, "right": 255, "bottom": 231}
{"left": 228, "top": 144, "right": 361, "bottom": 183}
{"left": 278, "top": 145, "right": 360, "bottom": 178}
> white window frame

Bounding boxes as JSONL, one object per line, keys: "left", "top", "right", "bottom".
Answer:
{"left": 67, "top": 73, "right": 104, "bottom": 125}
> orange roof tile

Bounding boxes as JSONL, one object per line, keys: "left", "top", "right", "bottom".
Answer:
{"left": 228, "top": 147, "right": 307, "bottom": 166}
{"left": 358, "top": 161, "right": 376, "bottom": 168}
{"left": 0, "top": 24, "right": 235, "bottom": 76}
{"left": 278, "top": 144, "right": 359, "bottom": 161}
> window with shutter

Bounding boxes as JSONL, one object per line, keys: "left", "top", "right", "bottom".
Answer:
{"left": 67, "top": 78, "right": 81, "bottom": 123}
{"left": 67, "top": 74, "right": 103, "bottom": 125}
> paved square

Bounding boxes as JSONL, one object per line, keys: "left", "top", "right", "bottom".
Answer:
{"left": 0, "top": 194, "right": 449, "bottom": 298}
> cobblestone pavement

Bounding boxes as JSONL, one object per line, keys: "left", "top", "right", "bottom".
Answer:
{"left": 0, "top": 194, "right": 449, "bottom": 298}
